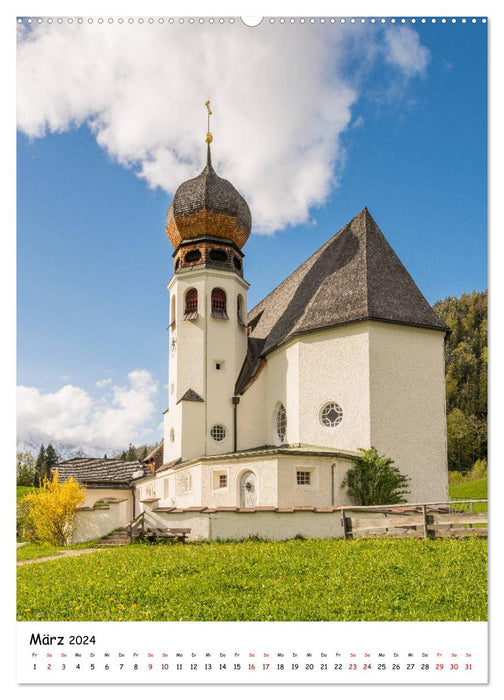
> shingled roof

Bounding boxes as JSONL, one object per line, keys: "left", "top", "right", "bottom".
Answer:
{"left": 55, "top": 458, "right": 150, "bottom": 488}
{"left": 165, "top": 144, "right": 252, "bottom": 249}
{"left": 236, "top": 208, "right": 447, "bottom": 394}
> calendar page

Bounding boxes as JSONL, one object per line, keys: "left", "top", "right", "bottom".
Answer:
{"left": 14, "top": 2, "right": 489, "bottom": 690}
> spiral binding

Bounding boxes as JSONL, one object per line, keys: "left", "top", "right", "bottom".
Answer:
{"left": 16, "top": 17, "right": 488, "bottom": 26}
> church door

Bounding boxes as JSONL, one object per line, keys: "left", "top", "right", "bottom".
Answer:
{"left": 240, "top": 471, "right": 257, "bottom": 508}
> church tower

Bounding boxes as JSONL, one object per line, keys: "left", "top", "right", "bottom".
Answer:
{"left": 163, "top": 104, "right": 251, "bottom": 463}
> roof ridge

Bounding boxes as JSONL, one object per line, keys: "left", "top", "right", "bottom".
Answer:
{"left": 247, "top": 212, "right": 363, "bottom": 321}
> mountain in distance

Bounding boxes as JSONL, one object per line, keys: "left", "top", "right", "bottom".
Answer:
{"left": 17, "top": 434, "right": 111, "bottom": 462}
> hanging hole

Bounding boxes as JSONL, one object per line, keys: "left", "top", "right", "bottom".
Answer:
{"left": 241, "top": 17, "right": 263, "bottom": 27}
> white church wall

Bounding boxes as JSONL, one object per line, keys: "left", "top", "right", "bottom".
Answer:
{"left": 205, "top": 270, "right": 249, "bottom": 455}
{"left": 276, "top": 455, "right": 353, "bottom": 508}
{"left": 203, "top": 457, "right": 279, "bottom": 508}
{"left": 81, "top": 488, "right": 133, "bottom": 521}
{"left": 236, "top": 365, "right": 267, "bottom": 449}
{"left": 210, "top": 510, "right": 344, "bottom": 541}
{"left": 163, "top": 405, "right": 181, "bottom": 463}
{"left": 72, "top": 500, "right": 128, "bottom": 544}
{"left": 368, "top": 323, "right": 449, "bottom": 503}
{"left": 180, "top": 400, "right": 206, "bottom": 462}
{"left": 298, "top": 324, "right": 372, "bottom": 451}
{"left": 148, "top": 510, "right": 344, "bottom": 541}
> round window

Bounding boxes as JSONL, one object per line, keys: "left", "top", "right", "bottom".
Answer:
{"left": 210, "top": 425, "right": 226, "bottom": 441}
{"left": 320, "top": 402, "right": 343, "bottom": 427}
{"left": 276, "top": 404, "right": 287, "bottom": 442}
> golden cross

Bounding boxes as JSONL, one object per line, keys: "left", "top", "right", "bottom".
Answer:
{"left": 205, "top": 101, "right": 213, "bottom": 143}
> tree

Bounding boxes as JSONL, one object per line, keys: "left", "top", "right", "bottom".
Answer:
{"left": 16, "top": 452, "right": 36, "bottom": 486}
{"left": 44, "top": 444, "right": 60, "bottom": 479}
{"left": 21, "top": 470, "right": 86, "bottom": 545}
{"left": 342, "top": 447, "right": 410, "bottom": 506}
{"left": 125, "top": 443, "right": 137, "bottom": 461}
{"left": 35, "top": 444, "right": 46, "bottom": 485}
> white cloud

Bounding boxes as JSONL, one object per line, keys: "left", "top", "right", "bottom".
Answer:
{"left": 17, "top": 22, "right": 429, "bottom": 233}
{"left": 17, "top": 370, "right": 159, "bottom": 452}
{"left": 96, "top": 378, "right": 112, "bottom": 388}
{"left": 383, "top": 26, "right": 430, "bottom": 77}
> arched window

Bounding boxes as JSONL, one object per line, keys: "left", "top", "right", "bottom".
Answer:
{"left": 276, "top": 403, "right": 287, "bottom": 443}
{"left": 170, "top": 295, "right": 176, "bottom": 328}
{"left": 237, "top": 294, "right": 245, "bottom": 324}
{"left": 185, "top": 288, "right": 198, "bottom": 313}
{"left": 211, "top": 288, "right": 228, "bottom": 319}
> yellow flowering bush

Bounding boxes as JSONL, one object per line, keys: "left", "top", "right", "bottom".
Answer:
{"left": 22, "top": 470, "right": 86, "bottom": 545}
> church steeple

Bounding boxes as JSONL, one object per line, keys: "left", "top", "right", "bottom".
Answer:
{"left": 162, "top": 105, "right": 251, "bottom": 464}
{"left": 165, "top": 102, "right": 252, "bottom": 275}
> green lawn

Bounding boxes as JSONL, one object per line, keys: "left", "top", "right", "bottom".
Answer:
{"left": 16, "top": 541, "right": 102, "bottom": 562}
{"left": 450, "top": 477, "right": 487, "bottom": 500}
{"left": 17, "top": 538, "right": 487, "bottom": 622}
{"left": 449, "top": 477, "right": 488, "bottom": 513}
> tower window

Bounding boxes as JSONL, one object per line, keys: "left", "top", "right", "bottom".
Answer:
{"left": 211, "top": 288, "right": 228, "bottom": 319}
{"left": 184, "top": 288, "right": 198, "bottom": 319}
{"left": 276, "top": 404, "right": 287, "bottom": 443}
{"left": 233, "top": 256, "right": 242, "bottom": 271}
{"left": 320, "top": 402, "right": 343, "bottom": 427}
{"left": 210, "top": 425, "right": 226, "bottom": 442}
{"left": 237, "top": 294, "right": 245, "bottom": 324}
{"left": 209, "top": 248, "right": 228, "bottom": 263}
{"left": 170, "top": 295, "right": 176, "bottom": 328}
{"left": 185, "top": 249, "right": 201, "bottom": 264}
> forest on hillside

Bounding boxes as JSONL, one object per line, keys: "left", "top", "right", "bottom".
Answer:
{"left": 433, "top": 290, "right": 487, "bottom": 472}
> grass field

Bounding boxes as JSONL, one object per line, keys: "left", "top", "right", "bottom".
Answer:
{"left": 17, "top": 538, "right": 487, "bottom": 622}
{"left": 450, "top": 477, "right": 487, "bottom": 500}
{"left": 449, "top": 477, "right": 488, "bottom": 513}
{"left": 16, "top": 541, "right": 101, "bottom": 561}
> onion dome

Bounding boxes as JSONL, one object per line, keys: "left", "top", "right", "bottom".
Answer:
{"left": 165, "top": 143, "right": 252, "bottom": 250}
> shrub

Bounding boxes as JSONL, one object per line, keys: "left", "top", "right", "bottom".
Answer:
{"left": 21, "top": 470, "right": 86, "bottom": 545}
{"left": 342, "top": 447, "right": 410, "bottom": 505}
{"left": 471, "top": 459, "right": 487, "bottom": 479}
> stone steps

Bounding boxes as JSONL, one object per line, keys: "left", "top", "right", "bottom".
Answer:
{"left": 97, "top": 529, "right": 131, "bottom": 546}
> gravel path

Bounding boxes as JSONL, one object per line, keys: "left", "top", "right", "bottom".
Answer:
{"left": 17, "top": 548, "right": 102, "bottom": 566}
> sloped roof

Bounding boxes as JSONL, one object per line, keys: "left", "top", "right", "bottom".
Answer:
{"left": 177, "top": 388, "right": 204, "bottom": 403}
{"left": 144, "top": 441, "right": 164, "bottom": 472}
{"left": 55, "top": 458, "right": 149, "bottom": 488}
{"left": 236, "top": 208, "right": 447, "bottom": 393}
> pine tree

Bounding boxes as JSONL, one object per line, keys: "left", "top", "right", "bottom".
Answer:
{"left": 125, "top": 443, "right": 137, "bottom": 461}
{"left": 35, "top": 445, "right": 46, "bottom": 485}
{"left": 44, "top": 444, "right": 60, "bottom": 481}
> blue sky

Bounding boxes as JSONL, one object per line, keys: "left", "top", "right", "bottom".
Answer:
{"left": 16, "top": 16, "right": 487, "bottom": 454}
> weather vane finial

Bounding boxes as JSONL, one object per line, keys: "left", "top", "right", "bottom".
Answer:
{"left": 205, "top": 100, "right": 213, "bottom": 143}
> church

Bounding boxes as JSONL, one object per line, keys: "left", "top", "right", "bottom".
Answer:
{"left": 60, "top": 121, "right": 449, "bottom": 542}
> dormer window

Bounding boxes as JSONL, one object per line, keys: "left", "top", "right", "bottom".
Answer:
{"left": 211, "top": 288, "right": 228, "bottom": 319}
{"left": 184, "top": 288, "right": 198, "bottom": 320}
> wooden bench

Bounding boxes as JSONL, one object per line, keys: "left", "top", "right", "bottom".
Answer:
{"left": 147, "top": 527, "right": 191, "bottom": 544}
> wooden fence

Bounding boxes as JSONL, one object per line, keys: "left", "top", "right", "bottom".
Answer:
{"left": 340, "top": 500, "right": 488, "bottom": 540}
